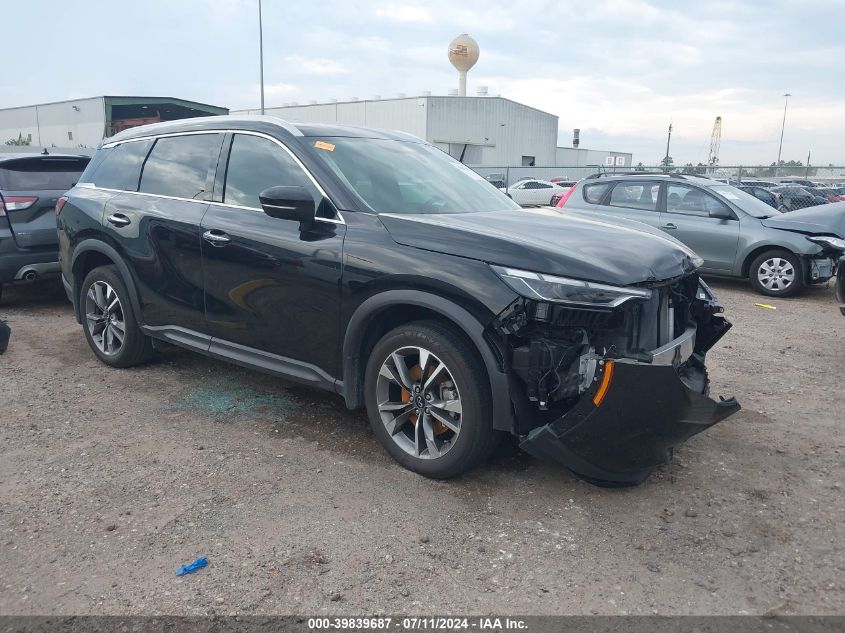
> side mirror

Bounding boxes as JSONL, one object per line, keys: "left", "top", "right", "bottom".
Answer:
{"left": 259, "top": 185, "right": 315, "bottom": 230}
{"left": 709, "top": 206, "right": 734, "bottom": 220}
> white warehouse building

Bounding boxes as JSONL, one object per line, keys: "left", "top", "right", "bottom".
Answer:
{"left": 0, "top": 96, "right": 228, "bottom": 149}
{"left": 234, "top": 95, "right": 631, "bottom": 174}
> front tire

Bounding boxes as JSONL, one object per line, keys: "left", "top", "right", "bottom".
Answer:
{"left": 364, "top": 321, "right": 497, "bottom": 479}
{"left": 749, "top": 250, "right": 804, "bottom": 297}
{"left": 80, "top": 265, "right": 153, "bottom": 367}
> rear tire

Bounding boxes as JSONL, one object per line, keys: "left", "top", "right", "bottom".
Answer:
{"left": 749, "top": 250, "right": 804, "bottom": 297}
{"left": 80, "top": 265, "right": 153, "bottom": 367}
{"left": 364, "top": 320, "right": 498, "bottom": 479}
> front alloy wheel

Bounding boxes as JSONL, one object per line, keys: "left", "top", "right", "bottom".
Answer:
{"left": 85, "top": 280, "right": 126, "bottom": 356}
{"left": 364, "top": 321, "right": 497, "bottom": 479}
{"left": 376, "top": 346, "right": 462, "bottom": 459}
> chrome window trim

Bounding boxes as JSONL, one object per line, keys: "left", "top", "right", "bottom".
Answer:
{"left": 92, "top": 129, "right": 344, "bottom": 224}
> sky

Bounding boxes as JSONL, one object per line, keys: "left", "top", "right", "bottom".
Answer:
{"left": 3, "top": 0, "right": 843, "bottom": 165}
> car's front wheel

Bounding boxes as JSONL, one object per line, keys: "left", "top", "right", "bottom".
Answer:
{"left": 364, "top": 321, "right": 497, "bottom": 479}
{"left": 80, "top": 265, "right": 153, "bottom": 367}
{"left": 749, "top": 250, "right": 804, "bottom": 297}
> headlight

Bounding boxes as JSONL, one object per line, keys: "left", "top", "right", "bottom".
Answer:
{"left": 807, "top": 236, "right": 845, "bottom": 251}
{"left": 491, "top": 265, "right": 652, "bottom": 307}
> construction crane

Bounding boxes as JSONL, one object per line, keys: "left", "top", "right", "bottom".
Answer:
{"left": 707, "top": 116, "right": 722, "bottom": 171}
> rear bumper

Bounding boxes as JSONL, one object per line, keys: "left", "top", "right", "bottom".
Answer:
{"left": 0, "top": 235, "right": 60, "bottom": 283}
{"left": 520, "top": 356, "right": 740, "bottom": 486}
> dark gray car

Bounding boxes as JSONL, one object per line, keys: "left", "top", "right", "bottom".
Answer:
{"left": 0, "top": 153, "right": 89, "bottom": 301}
{"left": 558, "top": 174, "right": 845, "bottom": 296}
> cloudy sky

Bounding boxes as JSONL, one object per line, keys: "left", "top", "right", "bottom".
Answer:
{"left": 3, "top": 0, "right": 843, "bottom": 165}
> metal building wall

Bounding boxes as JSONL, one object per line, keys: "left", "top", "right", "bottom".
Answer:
{"left": 425, "top": 97, "right": 558, "bottom": 167}
{"left": 238, "top": 98, "right": 428, "bottom": 139}
{"left": 555, "top": 147, "right": 633, "bottom": 168}
{"left": 0, "top": 97, "right": 105, "bottom": 148}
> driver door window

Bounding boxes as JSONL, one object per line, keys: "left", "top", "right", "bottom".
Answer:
{"left": 665, "top": 184, "right": 730, "bottom": 217}
{"left": 224, "top": 134, "right": 316, "bottom": 208}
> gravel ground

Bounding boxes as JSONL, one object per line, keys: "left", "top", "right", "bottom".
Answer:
{"left": 0, "top": 277, "right": 842, "bottom": 616}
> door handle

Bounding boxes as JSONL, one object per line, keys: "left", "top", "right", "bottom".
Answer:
{"left": 203, "top": 229, "right": 231, "bottom": 246}
{"left": 106, "top": 213, "right": 131, "bottom": 227}
{"left": 661, "top": 223, "right": 677, "bottom": 230}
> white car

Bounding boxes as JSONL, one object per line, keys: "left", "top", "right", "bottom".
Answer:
{"left": 499, "top": 179, "right": 566, "bottom": 206}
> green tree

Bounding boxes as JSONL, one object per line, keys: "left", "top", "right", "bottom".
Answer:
{"left": 634, "top": 162, "right": 645, "bottom": 172}
{"left": 660, "top": 156, "right": 674, "bottom": 172}
{"left": 5, "top": 133, "right": 30, "bottom": 146}
{"left": 681, "top": 162, "right": 707, "bottom": 175}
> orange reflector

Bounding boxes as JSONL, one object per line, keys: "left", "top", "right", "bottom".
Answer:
{"left": 592, "top": 360, "right": 615, "bottom": 407}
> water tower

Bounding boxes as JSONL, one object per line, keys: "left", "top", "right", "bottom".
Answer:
{"left": 448, "top": 34, "right": 479, "bottom": 96}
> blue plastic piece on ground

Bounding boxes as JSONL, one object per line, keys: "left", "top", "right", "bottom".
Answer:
{"left": 176, "top": 556, "right": 208, "bottom": 576}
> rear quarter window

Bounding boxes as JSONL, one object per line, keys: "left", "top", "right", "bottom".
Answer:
{"left": 0, "top": 157, "right": 89, "bottom": 190}
{"left": 582, "top": 182, "right": 610, "bottom": 204}
{"left": 83, "top": 140, "right": 153, "bottom": 191}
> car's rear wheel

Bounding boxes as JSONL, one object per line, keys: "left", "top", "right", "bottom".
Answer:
{"left": 749, "top": 250, "right": 803, "bottom": 297}
{"left": 364, "top": 321, "right": 497, "bottom": 479}
{"left": 80, "top": 265, "right": 153, "bottom": 367}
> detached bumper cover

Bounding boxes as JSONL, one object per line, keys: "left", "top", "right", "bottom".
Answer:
{"left": 520, "top": 359, "right": 740, "bottom": 485}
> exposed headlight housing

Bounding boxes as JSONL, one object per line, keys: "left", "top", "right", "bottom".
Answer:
{"left": 491, "top": 265, "right": 653, "bottom": 308}
{"left": 807, "top": 236, "right": 845, "bottom": 251}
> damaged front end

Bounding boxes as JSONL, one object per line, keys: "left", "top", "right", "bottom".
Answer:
{"left": 490, "top": 267, "right": 740, "bottom": 486}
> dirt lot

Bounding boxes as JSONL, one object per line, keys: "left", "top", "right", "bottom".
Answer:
{"left": 0, "top": 277, "right": 842, "bottom": 616}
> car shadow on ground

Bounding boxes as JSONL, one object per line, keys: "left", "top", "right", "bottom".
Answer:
{"left": 0, "top": 278, "right": 68, "bottom": 310}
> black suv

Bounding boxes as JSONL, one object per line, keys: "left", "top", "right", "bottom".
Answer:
{"left": 1, "top": 153, "right": 90, "bottom": 301}
{"left": 58, "top": 116, "right": 739, "bottom": 486}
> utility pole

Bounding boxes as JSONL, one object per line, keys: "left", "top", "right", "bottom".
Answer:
{"left": 258, "top": 0, "right": 265, "bottom": 115}
{"left": 776, "top": 93, "right": 791, "bottom": 176}
{"left": 663, "top": 122, "right": 672, "bottom": 171}
{"left": 805, "top": 150, "right": 811, "bottom": 180}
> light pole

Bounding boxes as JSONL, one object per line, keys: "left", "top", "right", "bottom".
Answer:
{"left": 258, "top": 0, "right": 265, "bottom": 115}
{"left": 663, "top": 122, "right": 672, "bottom": 171}
{"left": 776, "top": 93, "right": 791, "bottom": 175}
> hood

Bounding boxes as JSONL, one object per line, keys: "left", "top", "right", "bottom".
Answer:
{"left": 761, "top": 202, "right": 845, "bottom": 238}
{"left": 379, "top": 207, "right": 703, "bottom": 285}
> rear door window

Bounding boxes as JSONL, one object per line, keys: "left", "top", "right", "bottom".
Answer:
{"left": 84, "top": 140, "right": 152, "bottom": 191}
{"left": 581, "top": 182, "right": 610, "bottom": 204}
{"left": 608, "top": 181, "right": 659, "bottom": 211}
{"left": 0, "top": 157, "right": 89, "bottom": 190}
{"left": 139, "top": 134, "right": 222, "bottom": 200}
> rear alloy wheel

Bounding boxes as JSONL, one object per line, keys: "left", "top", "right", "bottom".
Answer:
{"left": 81, "top": 265, "right": 153, "bottom": 367}
{"left": 749, "top": 250, "right": 803, "bottom": 297}
{"left": 364, "top": 321, "right": 497, "bottom": 479}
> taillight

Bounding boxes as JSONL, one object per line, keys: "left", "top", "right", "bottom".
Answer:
{"left": 0, "top": 196, "right": 38, "bottom": 213}
{"left": 55, "top": 196, "right": 68, "bottom": 217}
{"left": 556, "top": 185, "right": 576, "bottom": 207}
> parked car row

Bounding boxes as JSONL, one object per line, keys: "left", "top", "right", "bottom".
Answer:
{"left": 733, "top": 179, "right": 843, "bottom": 213}
{"left": 497, "top": 178, "right": 571, "bottom": 206}
{"left": 555, "top": 173, "right": 845, "bottom": 297}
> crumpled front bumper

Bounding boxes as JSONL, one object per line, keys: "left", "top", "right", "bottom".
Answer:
{"left": 519, "top": 356, "right": 740, "bottom": 486}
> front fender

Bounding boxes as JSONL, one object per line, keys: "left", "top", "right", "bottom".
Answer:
{"left": 341, "top": 289, "right": 514, "bottom": 432}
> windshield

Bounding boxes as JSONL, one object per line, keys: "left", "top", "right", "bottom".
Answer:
{"left": 305, "top": 137, "right": 521, "bottom": 214}
{"left": 709, "top": 184, "right": 775, "bottom": 218}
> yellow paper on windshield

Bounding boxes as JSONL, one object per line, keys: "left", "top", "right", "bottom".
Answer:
{"left": 314, "top": 141, "right": 335, "bottom": 151}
